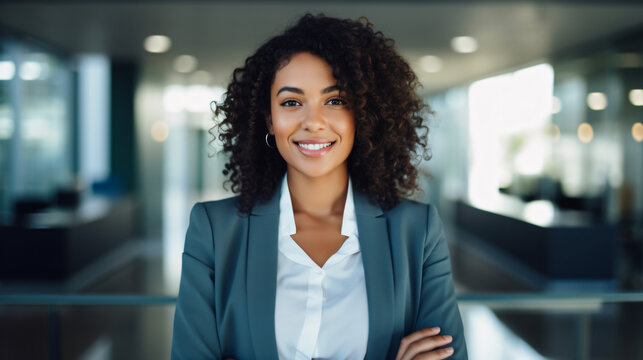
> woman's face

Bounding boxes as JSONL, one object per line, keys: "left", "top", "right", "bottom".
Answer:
{"left": 269, "top": 52, "right": 355, "bottom": 180}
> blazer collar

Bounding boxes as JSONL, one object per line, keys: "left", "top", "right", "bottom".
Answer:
{"left": 246, "top": 179, "right": 395, "bottom": 359}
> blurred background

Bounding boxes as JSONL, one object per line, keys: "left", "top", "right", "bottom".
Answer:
{"left": 1, "top": 0, "right": 642, "bottom": 359}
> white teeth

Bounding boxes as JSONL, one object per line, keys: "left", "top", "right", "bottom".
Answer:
{"left": 297, "top": 142, "right": 332, "bottom": 150}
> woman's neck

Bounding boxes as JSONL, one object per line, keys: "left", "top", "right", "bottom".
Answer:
{"left": 287, "top": 167, "right": 348, "bottom": 218}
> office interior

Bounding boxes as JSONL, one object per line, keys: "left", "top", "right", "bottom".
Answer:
{"left": 1, "top": 1, "right": 643, "bottom": 359}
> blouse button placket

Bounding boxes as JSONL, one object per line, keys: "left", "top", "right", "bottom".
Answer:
{"left": 294, "top": 267, "right": 326, "bottom": 360}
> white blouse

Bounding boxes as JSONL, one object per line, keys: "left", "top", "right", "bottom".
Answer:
{"left": 274, "top": 175, "right": 369, "bottom": 360}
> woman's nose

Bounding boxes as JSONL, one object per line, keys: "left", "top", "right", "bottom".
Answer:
{"left": 302, "top": 105, "right": 325, "bottom": 131}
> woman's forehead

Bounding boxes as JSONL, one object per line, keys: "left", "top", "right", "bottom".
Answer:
{"left": 272, "top": 53, "right": 337, "bottom": 93}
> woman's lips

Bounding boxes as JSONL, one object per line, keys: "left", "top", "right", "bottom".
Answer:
{"left": 294, "top": 141, "right": 336, "bottom": 158}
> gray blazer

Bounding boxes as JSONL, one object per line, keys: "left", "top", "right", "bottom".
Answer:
{"left": 171, "top": 182, "right": 467, "bottom": 359}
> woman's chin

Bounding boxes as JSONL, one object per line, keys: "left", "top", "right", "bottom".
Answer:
{"left": 287, "top": 164, "right": 347, "bottom": 181}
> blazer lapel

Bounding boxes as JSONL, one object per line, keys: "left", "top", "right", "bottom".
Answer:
{"left": 247, "top": 187, "right": 281, "bottom": 359}
{"left": 354, "top": 191, "right": 395, "bottom": 359}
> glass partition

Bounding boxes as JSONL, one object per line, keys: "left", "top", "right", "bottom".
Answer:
{"left": 0, "top": 29, "right": 74, "bottom": 225}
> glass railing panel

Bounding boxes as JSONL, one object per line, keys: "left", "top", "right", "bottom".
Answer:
{"left": 1, "top": 292, "right": 642, "bottom": 359}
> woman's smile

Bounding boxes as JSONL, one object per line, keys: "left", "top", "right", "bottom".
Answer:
{"left": 294, "top": 140, "right": 336, "bottom": 157}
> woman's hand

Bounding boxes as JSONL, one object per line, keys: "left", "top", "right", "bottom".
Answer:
{"left": 395, "top": 327, "right": 454, "bottom": 360}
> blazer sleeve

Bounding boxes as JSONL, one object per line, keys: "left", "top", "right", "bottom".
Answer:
{"left": 171, "top": 203, "right": 223, "bottom": 359}
{"left": 415, "top": 204, "right": 468, "bottom": 359}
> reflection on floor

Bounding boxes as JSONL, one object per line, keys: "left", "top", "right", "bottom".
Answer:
{"left": 463, "top": 305, "right": 548, "bottom": 360}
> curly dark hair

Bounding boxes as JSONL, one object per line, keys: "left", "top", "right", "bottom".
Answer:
{"left": 213, "top": 13, "right": 431, "bottom": 214}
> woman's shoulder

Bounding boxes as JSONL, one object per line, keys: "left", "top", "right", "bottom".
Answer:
{"left": 199, "top": 195, "right": 239, "bottom": 211}
{"left": 385, "top": 197, "right": 439, "bottom": 220}
{"left": 194, "top": 196, "right": 242, "bottom": 219}
{"left": 187, "top": 197, "right": 248, "bottom": 252}
{"left": 191, "top": 196, "right": 245, "bottom": 225}
{"left": 383, "top": 198, "right": 444, "bottom": 241}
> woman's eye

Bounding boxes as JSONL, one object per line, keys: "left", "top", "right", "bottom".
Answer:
{"left": 280, "top": 100, "right": 300, "bottom": 107}
{"left": 327, "top": 98, "right": 346, "bottom": 106}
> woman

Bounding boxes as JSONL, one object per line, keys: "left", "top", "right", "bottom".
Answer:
{"left": 172, "top": 14, "right": 467, "bottom": 360}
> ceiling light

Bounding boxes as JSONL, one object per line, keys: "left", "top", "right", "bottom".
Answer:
{"left": 577, "top": 122, "right": 594, "bottom": 144}
{"left": 451, "top": 36, "right": 478, "bottom": 53}
{"left": 0, "top": 61, "right": 15, "bottom": 80}
{"left": 151, "top": 121, "right": 169, "bottom": 142}
{"left": 144, "top": 35, "right": 172, "bottom": 53}
{"left": 174, "top": 55, "right": 198, "bottom": 73}
{"left": 419, "top": 55, "right": 442, "bottom": 73}
{"left": 629, "top": 89, "right": 643, "bottom": 106}
{"left": 586, "top": 92, "right": 607, "bottom": 110}
{"left": 633, "top": 122, "right": 643, "bottom": 142}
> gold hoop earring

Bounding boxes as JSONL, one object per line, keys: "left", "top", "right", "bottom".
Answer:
{"left": 265, "top": 133, "right": 275, "bottom": 149}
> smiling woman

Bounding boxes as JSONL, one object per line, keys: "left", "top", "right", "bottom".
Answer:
{"left": 213, "top": 14, "right": 432, "bottom": 215}
{"left": 171, "top": 13, "right": 467, "bottom": 360}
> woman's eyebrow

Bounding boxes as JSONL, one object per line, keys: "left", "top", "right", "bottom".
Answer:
{"left": 321, "top": 85, "right": 339, "bottom": 94}
{"left": 276, "top": 85, "right": 340, "bottom": 96}
{"left": 276, "top": 86, "right": 303, "bottom": 95}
